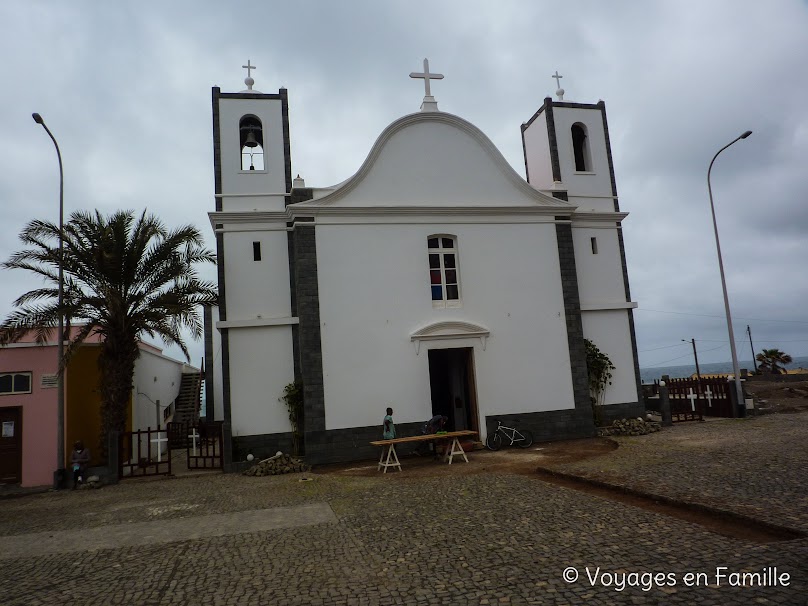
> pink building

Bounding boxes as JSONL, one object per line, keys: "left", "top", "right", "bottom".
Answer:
{"left": 1, "top": 330, "right": 197, "bottom": 487}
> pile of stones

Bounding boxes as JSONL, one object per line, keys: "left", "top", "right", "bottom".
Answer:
{"left": 599, "top": 417, "right": 662, "bottom": 437}
{"left": 243, "top": 453, "right": 311, "bottom": 477}
{"left": 77, "top": 475, "right": 102, "bottom": 489}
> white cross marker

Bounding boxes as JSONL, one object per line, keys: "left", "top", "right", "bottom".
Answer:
{"left": 188, "top": 428, "right": 200, "bottom": 456}
{"left": 552, "top": 70, "right": 563, "bottom": 89}
{"left": 687, "top": 387, "right": 698, "bottom": 412}
{"left": 410, "top": 58, "right": 444, "bottom": 97}
{"left": 151, "top": 432, "right": 169, "bottom": 463}
{"left": 704, "top": 386, "right": 713, "bottom": 407}
{"left": 242, "top": 60, "right": 256, "bottom": 78}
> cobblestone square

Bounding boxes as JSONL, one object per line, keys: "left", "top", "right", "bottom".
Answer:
{"left": 1, "top": 414, "right": 806, "bottom": 605}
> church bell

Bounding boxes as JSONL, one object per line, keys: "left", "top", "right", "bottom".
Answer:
{"left": 243, "top": 129, "right": 259, "bottom": 148}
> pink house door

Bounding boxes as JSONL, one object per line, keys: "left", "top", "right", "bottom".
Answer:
{"left": 0, "top": 407, "right": 22, "bottom": 484}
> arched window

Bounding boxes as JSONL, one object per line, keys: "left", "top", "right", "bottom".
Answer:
{"left": 239, "top": 115, "right": 264, "bottom": 171}
{"left": 427, "top": 236, "right": 461, "bottom": 307}
{"left": 571, "top": 123, "right": 591, "bottom": 172}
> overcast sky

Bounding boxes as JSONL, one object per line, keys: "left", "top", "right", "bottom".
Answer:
{"left": 2, "top": 0, "right": 807, "bottom": 371}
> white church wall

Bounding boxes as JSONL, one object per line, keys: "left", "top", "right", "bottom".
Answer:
{"left": 521, "top": 113, "right": 554, "bottom": 188}
{"left": 551, "top": 107, "right": 613, "bottom": 199}
{"left": 222, "top": 229, "right": 291, "bottom": 320}
{"left": 332, "top": 119, "right": 550, "bottom": 207}
{"left": 228, "top": 326, "right": 295, "bottom": 437}
{"left": 132, "top": 348, "right": 188, "bottom": 430}
{"left": 571, "top": 225, "right": 629, "bottom": 307}
{"left": 315, "top": 221, "right": 576, "bottom": 432}
{"left": 581, "top": 310, "right": 638, "bottom": 405}
{"left": 218, "top": 98, "right": 287, "bottom": 212}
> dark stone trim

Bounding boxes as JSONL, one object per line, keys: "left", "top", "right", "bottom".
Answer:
{"left": 618, "top": 227, "right": 644, "bottom": 401}
{"left": 521, "top": 98, "right": 550, "bottom": 130}
{"left": 287, "top": 188, "right": 314, "bottom": 385}
{"left": 544, "top": 98, "right": 562, "bottom": 183}
{"left": 280, "top": 89, "right": 293, "bottom": 196}
{"left": 293, "top": 222, "right": 326, "bottom": 454}
{"left": 203, "top": 305, "right": 215, "bottom": 422}
{"left": 598, "top": 101, "right": 620, "bottom": 211}
{"left": 212, "top": 87, "right": 223, "bottom": 212}
{"left": 552, "top": 101, "right": 602, "bottom": 110}
{"left": 214, "top": 233, "right": 228, "bottom": 322}
{"left": 214, "top": 232, "right": 233, "bottom": 449}
{"left": 218, "top": 92, "right": 284, "bottom": 100}
{"left": 555, "top": 224, "right": 591, "bottom": 416}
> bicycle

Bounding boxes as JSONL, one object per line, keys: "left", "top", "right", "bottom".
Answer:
{"left": 485, "top": 419, "right": 534, "bottom": 450}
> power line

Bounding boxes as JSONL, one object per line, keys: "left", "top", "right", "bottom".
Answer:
{"left": 639, "top": 343, "right": 690, "bottom": 353}
{"left": 637, "top": 308, "right": 808, "bottom": 325}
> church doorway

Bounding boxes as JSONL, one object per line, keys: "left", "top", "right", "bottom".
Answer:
{"left": 427, "top": 347, "right": 479, "bottom": 434}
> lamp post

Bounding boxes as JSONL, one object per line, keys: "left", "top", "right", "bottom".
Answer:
{"left": 682, "top": 338, "right": 701, "bottom": 381}
{"left": 707, "top": 130, "right": 752, "bottom": 418}
{"left": 32, "top": 112, "right": 65, "bottom": 488}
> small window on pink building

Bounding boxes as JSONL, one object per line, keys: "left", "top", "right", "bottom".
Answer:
{"left": 0, "top": 372, "right": 32, "bottom": 395}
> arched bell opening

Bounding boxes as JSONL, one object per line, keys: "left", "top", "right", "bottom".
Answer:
{"left": 239, "top": 115, "right": 265, "bottom": 171}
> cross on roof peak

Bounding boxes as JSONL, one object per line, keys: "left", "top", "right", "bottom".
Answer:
{"left": 409, "top": 58, "right": 444, "bottom": 112}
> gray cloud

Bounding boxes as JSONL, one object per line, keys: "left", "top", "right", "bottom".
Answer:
{"left": 2, "top": 0, "right": 807, "bottom": 370}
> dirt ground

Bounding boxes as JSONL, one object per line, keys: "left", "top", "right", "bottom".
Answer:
{"left": 313, "top": 437, "right": 618, "bottom": 479}
{"left": 745, "top": 379, "right": 808, "bottom": 413}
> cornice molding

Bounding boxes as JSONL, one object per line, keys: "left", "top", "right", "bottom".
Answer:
{"left": 410, "top": 320, "right": 490, "bottom": 354}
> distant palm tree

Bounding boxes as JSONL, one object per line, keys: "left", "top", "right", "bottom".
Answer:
{"left": 755, "top": 348, "right": 793, "bottom": 374}
{"left": 0, "top": 210, "right": 217, "bottom": 456}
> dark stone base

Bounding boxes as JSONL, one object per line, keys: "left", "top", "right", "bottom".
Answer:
{"left": 599, "top": 401, "right": 646, "bottom": 424}
{"left": 304, "top": 422, "right": 424, "bottom": 465}
{"left": 232, "top": 432, "right": 296, "bottom": 464}
{"left": 225, "top": 404, "right": 640, "bottom": 468}
{"left": 485, "top": 408, "right": 597, "bottom": 443}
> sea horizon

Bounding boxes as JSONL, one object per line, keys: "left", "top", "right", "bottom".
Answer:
{"left": 639, "top": 355, "right": 808, "bottom": 384}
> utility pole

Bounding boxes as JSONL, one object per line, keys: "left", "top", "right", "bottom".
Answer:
{"left": 747, "top": 325, "right": 757, "bottom": 372}
{"left": 683, "top": 339, "right": 701, "bottom": 381}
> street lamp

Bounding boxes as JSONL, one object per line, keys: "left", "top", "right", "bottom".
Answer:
{"left": 32, "top": 112, "right": 65, "bottom": 488}
{"left": 707, "top": 130, "right": 752, "bottom": 418}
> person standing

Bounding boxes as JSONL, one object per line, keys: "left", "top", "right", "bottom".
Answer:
{"left": 71, "top": 440, "right": 90, "bottom": 488}
{"left": 382, "top": 407, "right": 396, "bottom": 440}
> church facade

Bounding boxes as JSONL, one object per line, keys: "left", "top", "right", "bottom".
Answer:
{"left": 204, "top": 65, "right": 643, "bottom": 466}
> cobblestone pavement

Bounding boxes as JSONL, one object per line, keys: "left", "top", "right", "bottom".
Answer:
{"left": 541, "top": 413, "right": 808, "bottom": 532}
{"left": 1, "top": 415, "right": 806, "bottom": 605}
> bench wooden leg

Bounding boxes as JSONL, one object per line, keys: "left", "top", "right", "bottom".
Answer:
{"left": 378, "top": 444, "right": 402, "bottom": 473}
{"left": 445, "top": 438, "right": 468, "bottom": 465}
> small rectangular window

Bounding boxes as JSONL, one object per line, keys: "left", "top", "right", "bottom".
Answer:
{"left": 253, "top": 242, "right": 261, "bottom": 261}
{"left": 0, "top": 372, "right": 33, "bottom": 395}
{"left": 591, "top": 237, "right": 598, "bottom": 254}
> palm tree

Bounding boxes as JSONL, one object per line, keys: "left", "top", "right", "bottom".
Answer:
{"left": 0, "top": 210, "right": 217, "bottom": 457}
{"left": 755, "top": 348, "right": 793, "bottom": 375}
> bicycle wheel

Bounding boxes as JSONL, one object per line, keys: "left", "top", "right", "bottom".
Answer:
{"left": 516, "top": 429, "right": 534, "bottom": 448}
{"left": 486, "top": 432, "right": 503, "bottom": 451}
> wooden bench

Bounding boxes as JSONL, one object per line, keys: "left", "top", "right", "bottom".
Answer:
{"left": 369, "top": 430, "right": 478, "bottom": 473}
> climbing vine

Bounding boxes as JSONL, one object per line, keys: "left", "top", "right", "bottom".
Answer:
{"left": 279, "top": 381, "right": 304, "bottom": 456}
{"left": 585, "top": 339, "right": 614, "bottom": 426}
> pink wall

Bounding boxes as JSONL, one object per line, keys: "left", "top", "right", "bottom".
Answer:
{"left": 0, "top": 343, "right": 59, "bottom": 487}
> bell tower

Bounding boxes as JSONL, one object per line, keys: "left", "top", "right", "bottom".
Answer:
{"left": 206, "top": 62, "right": 298, "bottom": 466}
{"left": 212, "top": 61, "right": 292, "bottom": 213}
{"left": 521, "top": 82, "right": 644, "bottom": 420}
